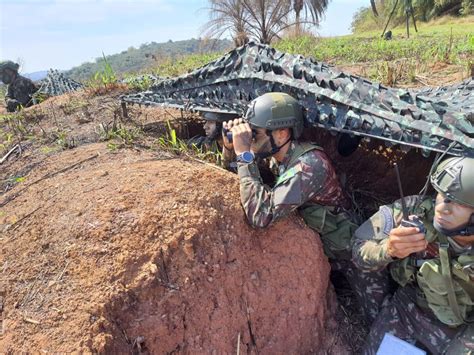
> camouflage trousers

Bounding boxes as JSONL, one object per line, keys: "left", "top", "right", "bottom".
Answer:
{"left": 331, "top": 260, "right": 394, "bottom": 324}
{"left": 363, "top": 285, "right": 473, "bottom": 355}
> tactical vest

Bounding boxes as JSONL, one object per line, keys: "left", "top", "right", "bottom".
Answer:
{"left": 274, "top": 142, "right": 358, "bottom": 260}
{"left": 389, "top": 198, "right": 474, "bottom": 327}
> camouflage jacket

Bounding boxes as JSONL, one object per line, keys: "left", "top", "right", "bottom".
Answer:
{"left": 353, "top": 195, "right": 474, "bottom": 326}
{"left": 6, "top": 74, "right": 37, "bottom": 106}
{"left": 353, "top": 195, "right": 443, "bottom": 272}
{"left": 238, "top": 141, "right": 348, "bottom": 228}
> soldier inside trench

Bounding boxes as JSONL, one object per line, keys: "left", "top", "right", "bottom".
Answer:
{"left": 188, "top": 111, "right": 239, "bottom": 170}
{"left": 222, "top": 92, "right": 392, "bottom": 325}
{"left": 353, "top": 156, "right": 474, "bottom": 354}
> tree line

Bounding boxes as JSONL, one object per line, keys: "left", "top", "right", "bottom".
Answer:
{"left": 66, "top": 38, "right": 232, "bottom": 83}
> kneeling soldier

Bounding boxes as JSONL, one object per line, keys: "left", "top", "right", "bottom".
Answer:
{"left": 0, "top": 60, "right": 38, "bottom": 112}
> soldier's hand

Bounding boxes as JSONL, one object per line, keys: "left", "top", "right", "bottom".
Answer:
{"left": 232, "top": 121, "right": 253, "bottom": 155}
{"left": 387, "top": 220, "right": 427, "bottom": 259}
{"left": 223, "top": 118, "right": 252, "bottom": 154}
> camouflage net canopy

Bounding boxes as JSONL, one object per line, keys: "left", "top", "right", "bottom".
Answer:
{"left": 122, "top": 42, "right": 474, "bottom": 157}
{"left": 35, "top": 69, "right": 84, "bottom": 97}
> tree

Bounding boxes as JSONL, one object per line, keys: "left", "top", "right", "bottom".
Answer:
{"left": 292, "top": 0, "right": 331, "bottom": 34}
{"left": 370, "top": 0, "right": 379, "bottom": 16}
{"left": 202, "top": 0, "right": 250, "bottom": 47}
{"left": 240, "top": 0, "right": 292, "bottom": 43}
{"left": 376, "top": 0, "right": 465, "bottom": 22}
{"left": 203, "top": 0, "right": 331, "bottom": 45}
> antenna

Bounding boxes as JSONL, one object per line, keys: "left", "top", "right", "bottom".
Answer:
{"left": 394, "top": 163, "right": 409, "bottom": 221}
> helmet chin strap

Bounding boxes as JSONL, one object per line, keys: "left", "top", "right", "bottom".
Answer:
{"left": 254, "top": 131, "right": 291, "bottom": 159}
{"left": 434, "top": 214, "right": 474, "bottom": 237}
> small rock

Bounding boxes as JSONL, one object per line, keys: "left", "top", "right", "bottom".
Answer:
{"left": 149, "top": 263, "right": 158, "bottom": 275}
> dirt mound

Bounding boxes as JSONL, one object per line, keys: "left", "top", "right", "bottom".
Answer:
{"left": 0, "top": 143, "right": 346, "bottom": 353}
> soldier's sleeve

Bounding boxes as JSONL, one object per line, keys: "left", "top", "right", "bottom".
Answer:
{"left": 352, "top": 205, "right": 396, "bottom": 271}
{"left": 221, "top": 146, "right": 235, "bottom": 170}
{"left": 237, "top": 154, "right": 326, "bottom": 228}
{"left": 352, "top": 196, "right": 423, "bottom": 270}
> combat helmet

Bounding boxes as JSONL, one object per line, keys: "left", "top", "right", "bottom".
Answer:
{"left": 0, "top": 60, "right": 20, "bottom": 74}
{"left": 431, "top": 156, "right": 474, "bottom": 236}
{"left": 202, "top": 111, "right": 238, "bottom": 122}
{"left": 245, "top": 92, "right": 304, "bottom": 139}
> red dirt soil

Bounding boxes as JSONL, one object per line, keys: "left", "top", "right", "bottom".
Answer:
{"left": 0, "top": 143, "right": 347, "bottom": 353}
{"left": 0, "top": 64, "right": 450, "bottom": 352}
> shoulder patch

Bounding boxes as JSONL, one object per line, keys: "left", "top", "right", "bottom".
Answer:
{"left": 276, "top": 164, "right": 303, "bottom": 185}
{"left": 380, "top": 205, "right": 394, "bottom": 236}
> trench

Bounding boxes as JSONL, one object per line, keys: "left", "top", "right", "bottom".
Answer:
{"left": 91, "top": 116, "right": 437, "bottom": 354}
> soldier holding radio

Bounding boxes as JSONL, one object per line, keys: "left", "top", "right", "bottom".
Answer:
{"left": 353, "top": 157, "right": 474, "bottom": 354}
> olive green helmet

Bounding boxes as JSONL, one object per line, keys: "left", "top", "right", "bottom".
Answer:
{"left": 0, "top": 60, "right": 20, "bottom": 74}
{"left": 431, "top": 156, "right": 474, "bottom": 208}
{"left": 245, "top": 92, "right": 304, "bottom": 139}
{"left": 202, "top": 111, "right": 238, "bottom": 122}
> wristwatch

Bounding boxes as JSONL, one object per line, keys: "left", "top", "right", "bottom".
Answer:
{"left": 236, "top": 151, "right": 255, "bottom": 164}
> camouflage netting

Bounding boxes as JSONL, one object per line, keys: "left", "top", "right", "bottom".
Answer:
{"left": 122, "top": 42, "right": 474, "bottom": 157}
{"left": 35, "top": 69, "right": 84, "bottom": 97}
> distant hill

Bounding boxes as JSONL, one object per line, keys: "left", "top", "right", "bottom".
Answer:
{"left": 24, "top": 70, "right": 48, "bottom": 81}
{"left": 66, "top": 38, "right": 232, "bottom": 83}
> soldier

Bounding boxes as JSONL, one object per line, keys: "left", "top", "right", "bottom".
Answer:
{"left": 0, "top": 60, "right": 38, "bottom": 112}
{"left": 188, "top": 111, "right": 239, "bottom": 170}
{"left": 224, "top": 92, "right": 391, "bottom": 323}
{"left": 353, "top": 156, "right": 474, "bottom": 354}
{"left": 188, "top": 111, "right": 237, "bottom": 151}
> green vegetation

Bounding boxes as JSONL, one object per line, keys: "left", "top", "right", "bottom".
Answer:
{"left": 89, "top": 53, "right": 117, "bottom": 87}
{"left": 276, "top": 20, "right": 473, "bottom": 84}
{"left": 97, "top": 119, "right": 141, "bottom": 151}
{"left": 276, "top": 21, "right": 473, "bottom": 65}
{"left": 157, "top": 121, "right": 223, "bottom": 165}
{"left": 157, "top": 121, "right": 189, "bottom": 154}
{"left": 129, "top": 19, "right": 472, "bottom": 85}
{"left": 352, "top": 0, "right": 474, "bottom": 33}
{"left": 152, "top": 52, "right": 223, "bottom": 77}
{"left": 0, "top": 85, "right": 6, "bottom": 103}
{"left": 66, "top": 38, "right": 231, "bottom": 82}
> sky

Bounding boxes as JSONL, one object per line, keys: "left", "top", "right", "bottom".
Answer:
{"left": 0, "top": 0, "right": 368, "bottom": 73}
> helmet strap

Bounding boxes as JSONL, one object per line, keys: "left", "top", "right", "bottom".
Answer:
{"left": 434, "top": 213, "right": 474, "bottom": 237}
{"left": 254, "top": 130, "right": 291, "bottom": 160}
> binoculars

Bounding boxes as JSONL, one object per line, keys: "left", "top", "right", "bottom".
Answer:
{"left": 222, "top": 127, "right": 257, "bottom": 144}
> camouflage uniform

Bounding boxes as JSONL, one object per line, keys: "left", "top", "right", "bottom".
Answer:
{"left": 238, "top": 141, "right": 348, "bottom": 227}
{"left": 353, "top": 195, "right": 474, "bottom": 354}
{"left": 239, "top": 141, "right": 391, "bottom": 323}
{"left": 5, "top": 75, "right": 37, "bottom": 112}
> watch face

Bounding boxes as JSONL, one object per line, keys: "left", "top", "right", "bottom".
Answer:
{"left": 239, "top": 151, "right": 254, "bottom": 163}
